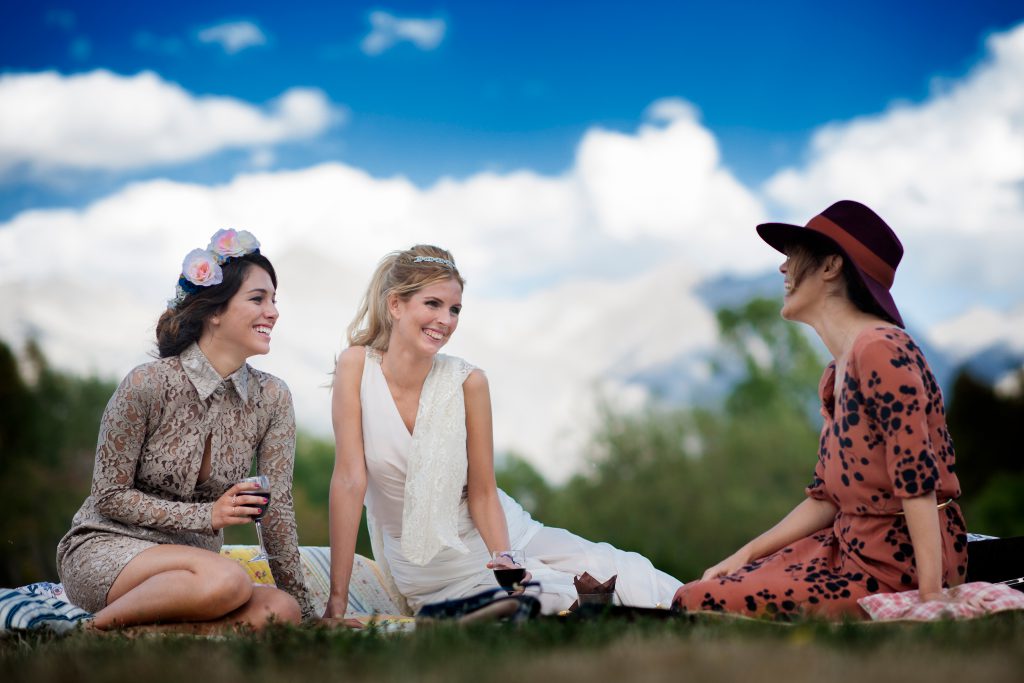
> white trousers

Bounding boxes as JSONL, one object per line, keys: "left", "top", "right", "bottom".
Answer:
{"left": 464, "top": 526, "right": 683, "bottom": 614}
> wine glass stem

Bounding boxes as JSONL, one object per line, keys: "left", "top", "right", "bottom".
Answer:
{"left": 254, "top": 520, "right": 268, "bottom": 556}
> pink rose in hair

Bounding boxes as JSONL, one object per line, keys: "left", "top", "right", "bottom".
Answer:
{"left": 181, "top": 248, "right": 223, "bottom": 287}
{"left": 207, "top": 229, "right": 260, "bottom": 260}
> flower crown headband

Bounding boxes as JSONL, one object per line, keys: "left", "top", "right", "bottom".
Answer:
{"left": 168, "top": 229, "right": 261, "bottom": 308}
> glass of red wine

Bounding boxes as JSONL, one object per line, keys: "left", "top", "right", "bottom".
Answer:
{"left": 491, "top": 549, "right": 526, "bottom": 594}
{"left": 239, "top": 475, "right": 272, "bottom": 562}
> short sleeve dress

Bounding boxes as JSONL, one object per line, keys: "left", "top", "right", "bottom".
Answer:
{"left": 674, "top": 327, "right": 968, "bottom": 619}
{"left": 56, "top": 343, "right": 316, "bottom": 619}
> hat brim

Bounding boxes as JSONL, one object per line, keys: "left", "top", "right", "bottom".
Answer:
{"left": 755, "top": 222, "right": 905, "bottom": 328}
{"left": 755, "top": 222, "right": 808, "bottom": 255}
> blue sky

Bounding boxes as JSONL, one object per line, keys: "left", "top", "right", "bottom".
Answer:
{"left": 2, "top": 1, "right": 1024, "bottom": 476}
{"left": 2, "top": 1, "right": 1022, "bottom": 218}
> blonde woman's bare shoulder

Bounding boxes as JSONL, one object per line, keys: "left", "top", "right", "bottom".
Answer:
{"left": 337, "top": 345, "right": 368, "bottom": 367}
{"left": 463, "top": 367, "right": 490, "bottom": 392}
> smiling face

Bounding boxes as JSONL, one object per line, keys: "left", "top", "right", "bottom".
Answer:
{"left": 388, "top": 277, "right": 463, "bottom": 356}
{"left": 205, "top": 265, "right": 279, "bottom": 361}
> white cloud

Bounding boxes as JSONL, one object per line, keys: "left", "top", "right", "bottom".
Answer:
{"left": 929, "top": 304, "right": 1024, "bottom": 361}
{"left": 197, "top": 20, "right": 267, "bottom": 54}
{"left": 249, "top": 148, "right": 276, "bottom": 169}
{"left": 0, "top": 70, "right": 341, "bottom": 174}
{"left": 0, "top": 106, "right": 753, "bottom": 480}
{"left": 644, "top": 97, "right": 698, "bottom": 123}
{"left": 3, "top": 23, "right": 1024, "bottom": 480}
{"left": 763, "top": 23, "right": 1024, "bottom": 322}
{"left": 361, "top": 11, "right": 446, "bottom": 56}
{"left": 574, "top": 104, "right": 767, "bottom": 272}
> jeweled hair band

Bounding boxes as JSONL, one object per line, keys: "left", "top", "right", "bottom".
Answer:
{"left": 412, "top": 255, "right": 457, "bottom": 269}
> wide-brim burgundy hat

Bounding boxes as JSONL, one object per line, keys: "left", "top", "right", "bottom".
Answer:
{"left": 756, "top": 200, "right": 905, "bottom": 328}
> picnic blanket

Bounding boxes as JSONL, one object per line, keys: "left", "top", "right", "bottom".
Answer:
{"left": 1, "top": 546, "right": 409, "bottom": 634}
{"left": 858, "top": 581, "right": 1024, "bottom": 621}
{"left": 6, "top": 537, "right": 1022, "bottom": 632}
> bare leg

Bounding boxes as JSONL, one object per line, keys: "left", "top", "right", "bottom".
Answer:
{"left": 93, "top": 545, "right": 299, "bottom": 630}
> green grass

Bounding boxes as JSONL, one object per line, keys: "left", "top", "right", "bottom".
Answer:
{"left": 4, "top": 613, "right": 1024, "bottom": 683}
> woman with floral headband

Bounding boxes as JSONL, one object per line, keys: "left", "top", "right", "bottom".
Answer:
{"left": 57, "top": 229, "right": 315, "bottom": 630}
{"left": 322, "top": 245, "right": 682, "bottom": 618}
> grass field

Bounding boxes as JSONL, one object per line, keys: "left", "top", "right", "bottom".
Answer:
{"left": 3, "top": 612, "right": 1023, "bottom": 683}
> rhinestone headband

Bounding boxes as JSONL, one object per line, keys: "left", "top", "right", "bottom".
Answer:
{"left": 412, "top": 255, "right": 456, "bottom": 269}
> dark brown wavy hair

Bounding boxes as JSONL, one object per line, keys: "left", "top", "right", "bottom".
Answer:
{"left": 155, "top": 253, "right": 277, "bottom": 358}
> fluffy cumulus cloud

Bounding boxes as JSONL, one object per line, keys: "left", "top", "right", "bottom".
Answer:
{"left": 361, "top": 11, "right": 446, "bottom": 56}
{"left": 0, "top": 70, "right": 340, "bottom": 174}
{"left": 0, "top": 105, "right": 749, "bottom": 480}
{"left": 576, "top": 98, "right": 767, "bottom": 272}
{"left": 197, "top": 20, "right": 268, "bottom": 54}
{"left": 929, "top": 304, "right": 1024, "bottom": 360}
{"left": 763, "top": 23, "right": 1024, "bottom": 321}
{"left": 3, "top": 23, "right": 1024, "bottom": 480}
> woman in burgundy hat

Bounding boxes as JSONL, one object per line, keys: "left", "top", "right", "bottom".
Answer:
{"left": 673, "top": 200, "right": 968, "bottom": 620}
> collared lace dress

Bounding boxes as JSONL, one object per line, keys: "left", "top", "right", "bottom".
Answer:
{"left": 56, "top": 343, "right": 315, "bottom": 618}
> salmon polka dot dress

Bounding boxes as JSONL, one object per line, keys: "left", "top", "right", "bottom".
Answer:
{"left": 675, "top": 327, "right": 968, "bottom": 620}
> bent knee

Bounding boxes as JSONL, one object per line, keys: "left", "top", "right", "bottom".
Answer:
{"left": 250, "top": 587, "right": 302, "bottom": 626}
{"left": 199, "top": 559, "right": 253, "bottom": 615}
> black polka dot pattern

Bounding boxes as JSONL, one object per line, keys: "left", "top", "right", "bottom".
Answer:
{"left": 674, "top": 328, "right": 968, "bottom": 620}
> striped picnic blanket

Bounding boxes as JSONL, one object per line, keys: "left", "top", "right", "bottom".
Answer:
{"left": 0, "top": 547, "right": 406, "bottom": 634}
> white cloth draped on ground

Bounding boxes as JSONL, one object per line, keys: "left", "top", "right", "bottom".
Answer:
{"left": 359, "top": 348, "right": 682, "bottom": 614}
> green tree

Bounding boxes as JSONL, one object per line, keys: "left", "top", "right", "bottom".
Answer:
{"left": 946, "top": 368, "right": 1024, "bottom": 536}
{"left": 506, "top": 297, "right": 826, "bottom": 581}
{"left": 0, "top": 340, "right": 115, "bottom": 585}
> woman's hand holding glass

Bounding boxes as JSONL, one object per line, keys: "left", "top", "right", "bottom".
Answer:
{"left": 211, "top": 480, "right": 268, "bottom": 531}
{"left": 487, "top": 550, "right": 532, "bottom": 594}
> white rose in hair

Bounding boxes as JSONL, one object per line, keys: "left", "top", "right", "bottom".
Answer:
{"left": 181, "top": 248, "right": 223, "bottom": 287}
{"left": 207, "top": 228, "right": 261, "bottom": 260}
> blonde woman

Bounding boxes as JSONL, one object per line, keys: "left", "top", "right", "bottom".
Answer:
{"left": 323, "top": 245, "right": 682, "bottom": 618}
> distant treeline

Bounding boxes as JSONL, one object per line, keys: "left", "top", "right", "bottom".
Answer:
{"left": 2, "top": 298, "right": 1022, "bottom": 587}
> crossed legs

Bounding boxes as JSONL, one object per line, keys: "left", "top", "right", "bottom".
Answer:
{"left": 92, "top": 544, "right": 300, "bottom": 630}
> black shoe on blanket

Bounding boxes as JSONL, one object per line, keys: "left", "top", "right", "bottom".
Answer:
{"left": 416, "top": 584, "right": 542, "bottom": 624}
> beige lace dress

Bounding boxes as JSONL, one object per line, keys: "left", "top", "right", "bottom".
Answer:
{"left": 56, "top": 343, "right": 315, "bottom": 618}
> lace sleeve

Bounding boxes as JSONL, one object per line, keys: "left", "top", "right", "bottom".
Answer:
{"left": 91, "top": 365, "right": 217, "bottom": 534}
{"left": 257, "top": 377, "right": 316, "bottom": 620}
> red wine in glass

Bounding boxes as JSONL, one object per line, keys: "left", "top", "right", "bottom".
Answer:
{"left": 247, "top": 492, "right": 271, "bottom": 521}
{"left": 491, "top": 550, "right": 525, "bottom": 594}
{"left": 239, "top": 475, "right": 272, "bottom": 562}
{"left": 494, "top": 567, "right": 527, "bottom": 591}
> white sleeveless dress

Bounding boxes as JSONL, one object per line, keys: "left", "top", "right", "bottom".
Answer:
{"left": 360, "top": 349, "right": 682, "bottom": 614}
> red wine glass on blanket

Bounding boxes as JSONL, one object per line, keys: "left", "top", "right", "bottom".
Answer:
{"left": 491, "top": 550, "right": 526, "bottom": 594}
{"left": 239, "top": 475, "right": 273, "bottom": 562}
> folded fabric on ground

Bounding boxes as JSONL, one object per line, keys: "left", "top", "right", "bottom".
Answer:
{"left": 220, "top": 545, "right": 408, "bottom": 617}
{"left": 858, "top": 581, "right": 1024, "bottom": 621}
{"left": 1, "top": 583, "right": 91, "bottom": 634}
